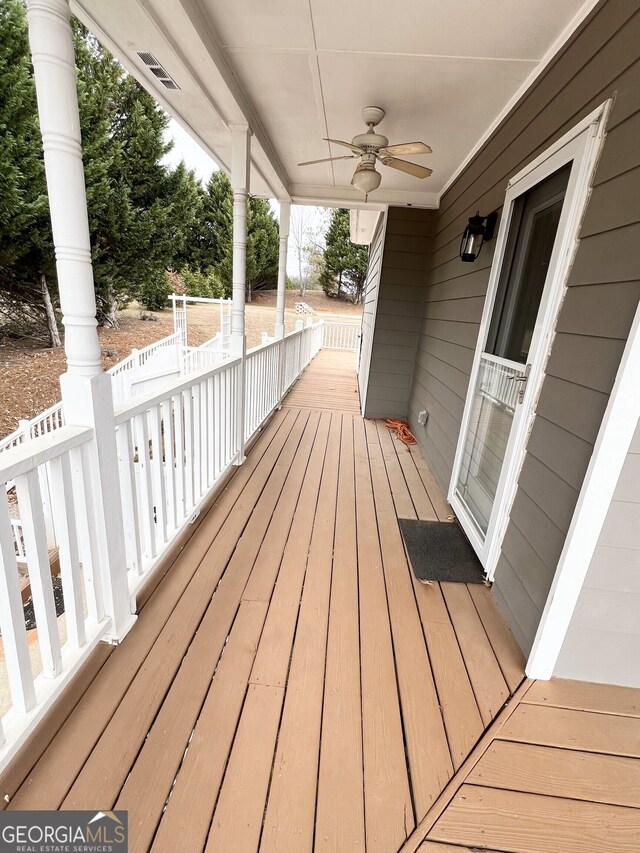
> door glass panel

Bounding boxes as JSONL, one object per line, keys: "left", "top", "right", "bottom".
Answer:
{"left": 456, "top": 356, "right": 524, "bottom": 536}
{"left": 455, "top": 164, "right": 571, "bottom": 543}
{"left": 487, "top": 164, "right": 571, "bottom": 364}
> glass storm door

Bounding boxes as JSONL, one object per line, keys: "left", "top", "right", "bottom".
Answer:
{"left": 452, "top": 163, "right": 571, "bottom": 562}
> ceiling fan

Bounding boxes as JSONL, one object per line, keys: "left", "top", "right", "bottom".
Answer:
{"left": 298, "top": 106, "right": 433, "bottom": 198}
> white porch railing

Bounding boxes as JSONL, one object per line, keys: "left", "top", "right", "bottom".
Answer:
{"left": 244, "top": 340, "right": 281, "bottom": 441}
{"left": 322, "top": 320, "right": 360, "bottom": 352}
{"left": 114, "top": 357, "right": 243, "bottom": 589}
{"left": 0, "top": 425, "right": 112, "bottom": 762}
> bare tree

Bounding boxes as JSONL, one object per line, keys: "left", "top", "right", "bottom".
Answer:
{"left": 288, "top": 206, "right": 328, "bottom": 297}
{"left": 40, "top": 272, "right": 62, "bottom": 347}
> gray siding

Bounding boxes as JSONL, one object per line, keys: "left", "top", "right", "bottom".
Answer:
{"left": 358, "top": 213, "right": 386, "bottom": 404}
{"left": 363, "top": 207, "right": 435, "bottom": 419}
{"left": 403, "top": 0, "right": 640, "bottom": 653}
{"left": 554, "top": 418, "right": 640, "bottom": 687}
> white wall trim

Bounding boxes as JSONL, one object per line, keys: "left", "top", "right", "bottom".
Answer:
{"left": 528, "top": 300, "right": 640, "bottom": 679}
{"left": 436, "top": 0, "right": 602, "bottom": 202}
{"left": 357, "top": 211, "right": 388, "bottom": 415}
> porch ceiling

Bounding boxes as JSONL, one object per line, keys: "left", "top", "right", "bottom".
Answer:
{"left": 72, "top": 0, "right": 594, "bottom": 207}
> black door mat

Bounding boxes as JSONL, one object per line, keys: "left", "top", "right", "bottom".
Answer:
{"left": 399, "top": 519, "right": 485, "bottom": 584}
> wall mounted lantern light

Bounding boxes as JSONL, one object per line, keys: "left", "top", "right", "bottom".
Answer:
{"left": 459, "top": 210, "right": 498, "bottom": 262}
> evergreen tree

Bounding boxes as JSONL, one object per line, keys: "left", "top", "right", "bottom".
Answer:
{"left": 320, "top": 209, "right": 369, "bottom": 302}
{"left": 195, "top": 171, "right": 233, "bottom": 290}
{"left": 0, "top": 0, "right": 58, "bottom": 344}
{"left": 192, "top": 172, "right": 280, "bottom": 301}
{"left": 246, "top": 197, "right": 279, "bottom": 300}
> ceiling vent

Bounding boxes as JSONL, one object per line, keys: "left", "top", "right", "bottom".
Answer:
{"left": 135, "top": 50, "right": 180, "bottom": 91}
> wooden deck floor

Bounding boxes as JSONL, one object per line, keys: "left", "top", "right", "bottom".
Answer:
{"left": 3, "top": 351, "right": 639, "bottom": 853}
{"left": 283, "top": 348, "right": 361, "bottom": 412}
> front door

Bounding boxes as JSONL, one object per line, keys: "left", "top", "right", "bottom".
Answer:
{"left": 449, "top": 117, "right": 604, "bottom": 578}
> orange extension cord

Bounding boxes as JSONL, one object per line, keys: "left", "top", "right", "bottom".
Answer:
{"left": 384, "top": 418, "right": 417, "bottom": 449}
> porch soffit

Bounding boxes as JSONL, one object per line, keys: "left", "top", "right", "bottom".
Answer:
{"left": 72, "top": 0, "right": 598, "bottom": 207}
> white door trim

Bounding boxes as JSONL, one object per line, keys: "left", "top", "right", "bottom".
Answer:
{"left": 448, "top": 102, "right": 611, "bottom": 579}
{"left": 358, "top": 210, "right": 388, "bottom": 414}
{"left": 528, "top": 300, "right": 640, "bottom": 678}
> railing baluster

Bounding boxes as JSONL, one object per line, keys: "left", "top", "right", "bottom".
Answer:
{"left": 136, "top": 413, "right": 156, "bottom": 559}
{"left": 15, "top": 469, "right": 62, "bottom": 678}
{"left": 162, "top": 399, "right": 177, "bottom": 531}
{"left": 206, "top": 377, "right": 215, "bottom": 487}
{"left": 70, "top": 445, "right": 103, "bottom": 622}
{"left": 213, "top": 374, "right": 221, "bottom": 480}
{"left": 150, "top": 405, "right": 167, "bottom": 545}
{"left": 183, "top": 389, "right": 194, "bottom": 510}
{"left": 0, "top": 492, "right": 36, "bottom": 712}
{"left": 192, "top": 384, "right": 202, "bottom": 501}
{"left": 200, "top": 378, "right": 208, "bottom": 490}
{"left": 49, "top": 454, "right": 85, "bottom": 650}
{"left": 116, "top": 420, "right": 142, "bottom": 575}
{"left": 172, "top": 393, "right": 185, "bottom": 523}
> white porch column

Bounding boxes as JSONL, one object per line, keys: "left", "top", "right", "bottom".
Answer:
{"left": 26, "top": 0, "right": 100, "bottom": 376}
{"left": 26, "top": 0, "right": 134, "bottom": 641}
{"left": 230, "top": 126, "right": 251, "bottom": 462}
{"left": 230, "top": 126, "right": 251, "bottom": 355}
{"left": 275, "top": 201, "right": 290, "bottom": 340}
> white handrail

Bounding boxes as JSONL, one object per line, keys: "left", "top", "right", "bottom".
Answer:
{"left": 0, "top": 427, "right": 93, "bottom": 485}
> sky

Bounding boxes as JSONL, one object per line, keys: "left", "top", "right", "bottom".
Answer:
{"left": 162, "top": 119, "right": 328, "bottom": 278}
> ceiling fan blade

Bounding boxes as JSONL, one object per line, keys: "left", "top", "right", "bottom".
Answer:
{"left": 323, "top": 137, "right": 363, "bottom": 154}
{"left": 298, "top": 155, "right": 358, "bottom": 166}
{"left": 380, "top": 156, "right": 433, "bottom": 179}
{"left": 381, "top": 141, "right": 433, "bottom": 156}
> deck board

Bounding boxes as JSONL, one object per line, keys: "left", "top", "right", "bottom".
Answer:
{"left": 260, "top": 413, "right": 342, "bottom": 853}
{"left": 440, "top": 582, "right": 510, "bottom": 726}
{"left": 315, "top": 415, "right": 366, "bottom": 851}
{"left": 367, "top": 425, "right": 454, "bottom": 818}
{"left": 354, "top": 417, "right": 414, "bottom": 852}
{"left": 430, "top": 785, "right": 640, "bottom": 852}
{"left": 150, "top": 600, "right": 268, "bottom": 853}
{"left": 467, "top": 740, "right": 640, "bottom": 808}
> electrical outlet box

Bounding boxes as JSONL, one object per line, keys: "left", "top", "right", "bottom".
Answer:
{"left": 418, "top": 410, "right": 428, "bottom": 426}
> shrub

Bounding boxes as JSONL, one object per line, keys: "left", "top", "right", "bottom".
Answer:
{"left": 179, "top": 265, "right": 225, "bottom": 299}
{"left": 138, "top": 270, "right": 171, "bottom": 311}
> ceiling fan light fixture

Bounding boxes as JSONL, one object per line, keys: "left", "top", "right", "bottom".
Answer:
{"left": 351, "top": 162, "right": 382, "bottom": 195}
